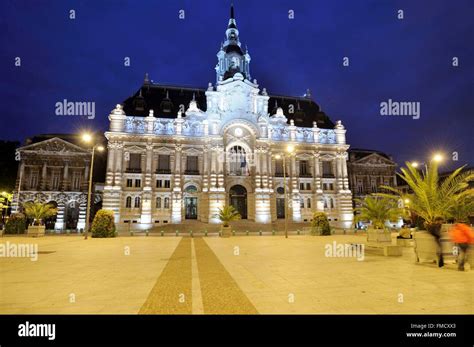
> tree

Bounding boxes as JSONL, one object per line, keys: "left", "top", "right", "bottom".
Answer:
{"left": 4, "top": 213, "right": 27, "bottom": 234}
{"left": 23, "top": 201, "right": 57, "bottom": 226}
{"left": 380, "top": 162, "right": 474, "bottom": 230}
{"left": 311, "top": 212, "right": 331, "bottom": 235}
{"left": 0, "top": 191, "right": 13, "bottom": 223}
{"left": 91, "top": 209, "right": 116, "bottom": 238}
{"left": 215, "top": 205, "right": 241, "bottom": 227}
{"left": 354, "top": 196, "right": 404, "bottom": 229}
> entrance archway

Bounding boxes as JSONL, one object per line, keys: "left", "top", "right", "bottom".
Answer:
{"left": 229, "top": 185, "right": 247, "bottom": 219}
{"left": 184, "top": 185, "right": 198, "bottom": 220}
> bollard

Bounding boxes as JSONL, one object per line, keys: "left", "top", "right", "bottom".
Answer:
{"left": 161, "top": 230, "right": 164, "bottom": 237}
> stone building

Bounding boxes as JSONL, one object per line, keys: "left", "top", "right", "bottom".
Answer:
{"left": 103, "top": 5, "right": 354, "bottom": 229}
{"left": 12, "top": 135, "right": 105, "bottom": 231}
{"left": 347, "top": 148, "right": 398, "bottom": 205}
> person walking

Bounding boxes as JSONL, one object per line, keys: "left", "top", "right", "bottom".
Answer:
{"left": 450, "top": 223, "right": 474, "bottom": 271}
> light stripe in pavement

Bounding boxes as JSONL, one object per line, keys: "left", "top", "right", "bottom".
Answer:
{"left": 139, "top": 238, "right": 192, "bottom": 314}
{"left": 191, "top": 238, "right": 204, "bottom": 314}
{"left": 194, "top": 238, "right": 258, "bottom": 314}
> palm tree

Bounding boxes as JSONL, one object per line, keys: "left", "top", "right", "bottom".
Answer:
{"left": 23, "top": 201, "right": 57, "bottom": 226}
{"left": 379, "top": 162, "right": 474, "bottom": 231}
{"left": 215, "top": 205, "right": 241, "bottom": 227}
{"left": 354, "top": 196, "right": 405, "bottom": 229}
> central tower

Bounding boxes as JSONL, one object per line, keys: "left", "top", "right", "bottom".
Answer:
{"left": 215, "top": 4, "right": 251, "bottom": 83}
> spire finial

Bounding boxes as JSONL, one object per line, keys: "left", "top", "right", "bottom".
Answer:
{"left": 230, "top": 3, "right": 235, "bottom": 19}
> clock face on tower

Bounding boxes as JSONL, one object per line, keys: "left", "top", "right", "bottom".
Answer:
{"left": 234, "top": 127, "right": 243, "bottom": 137}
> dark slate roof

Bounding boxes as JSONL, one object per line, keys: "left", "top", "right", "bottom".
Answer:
{"left": 122, "top": 83, "right": 336, "bottom": 129}
{"left": 348, "top": 148, "right": 394, "bottom": 161}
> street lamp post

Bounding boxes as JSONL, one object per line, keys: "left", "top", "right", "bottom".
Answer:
{"left": 81, "top": 133, "right": 104, "bottom": 240}
{"left": 275, "top": 144, "right": 295, "bottom": 239}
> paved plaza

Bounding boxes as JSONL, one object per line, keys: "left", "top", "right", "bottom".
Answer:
{"left": 0, "top": 234, "right": 472, "bottom": 314}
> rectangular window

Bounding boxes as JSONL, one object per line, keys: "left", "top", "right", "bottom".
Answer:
{"left": 135, "top": 179, "right": 141, "bottom": 188}
{"left": 306, "top": 183, "right": 311, "bottom": 191}
{"left": 322, "top": 161, "right": 333, "bottom": 176}
{"left": 128, "top": 153, "right": 141, "bottom": 170}
{"left": 156, "top": 180, "right": 162, "bottom": 188}
{"left": 158, "top": 155, "right": 170, "bottom": 172}
{"left": 127, "top": 179, "right": 133, "bottom": 187}
{"left": 72, "top": 172, "right": 81, "bottom": 190}
{"left": 299, "top": 160, "right": 309, "bottom": 176}
{"left": 307, "top": 198, "right": 311, "bottom": 209}
{"left": 164, "top": 180, "right": 171, "bottom": 188}
{"left": 164, "top": 197, "right": 170, "bottom": 209}
{"left": 371, "top": 180, "right": 377, "bottom": 193}
{"left": 51, "top": 172, "right": 60, "bottom": 190}
{"left": 275, "top": 161, "right": 284, "bottom": 175}
{"left": 299, "top": 183, "right": 305, "bottom": 191}
{"left": 186, "top": 156, "right": 198, "bottom": 173}
{"left": 300, "top": 198, "right": 304, "bottom": 209}
{"left": 29, "top": 172, "right": 38, "bottom": 189}
{"left": 329, "top": 183, "right": 334, "bottom": 191}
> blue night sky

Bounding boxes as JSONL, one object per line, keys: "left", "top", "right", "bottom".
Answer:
{"left": 1, "top": 0, "right": 473, "bottom": 170}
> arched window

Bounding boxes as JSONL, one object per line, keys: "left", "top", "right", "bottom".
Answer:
{"left": 126, "top": 196, "right": 132, "bottom": 208}
{"left": 228, "top": 146, "right": 248, "bottom": 176}
{"left": 134, "top": 197, "right": 141, "bottom": 208}
{"left": 307, "top": 198, "right": 311, "bottom": 209}
{"left": 185, "top": 185, "right": 198, "bottom": 193}
{"left": 276, "top": 187, "right": 285, "bottom": 195}
{"left": 156, "top": 197, "right": 161, "bottom": 209}
{"left": 164, "top": 197, "right": 170, "bottom": 209}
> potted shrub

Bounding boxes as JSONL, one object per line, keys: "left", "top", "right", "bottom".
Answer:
{"left": 215, "top": 205, "right": 241, "bottom": 237}
{"left": 311, "top": 212, "right": 331, "bottom": 236}
{"left": 90, "top": 209, "right": 116, "bottom": 238}
{"left": 23, "top": 202, "right": 57, "bottom": 237}
{"left": 354, "top": 196, "right": 404, "bottom": 244}
{"left": 4, "top": 213, "right": 27, "bottom": 234}
{"left": 380, "top": 162, "right": 474, "bottom": 266}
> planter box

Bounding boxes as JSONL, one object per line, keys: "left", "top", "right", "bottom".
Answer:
{"left": 221, "top": 226, "right": 232, "bottom": 238}
{"left": 397, "top": 238, "right": 413, "bottom": 247}
{"left": 384, "top": 245, "right": 403, "bottom": 256}
{"left": 367, "top": 228, "right": 392, "bottom": 244}
{"left": 413, "top": 230, "right": 460, "bottom": 265}
{"left": 27, "top": 225, "right": 45, "bottom": 237}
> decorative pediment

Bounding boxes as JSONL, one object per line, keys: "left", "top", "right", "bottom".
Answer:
{"left": 125, "top": 145, "right": 145, "bottom": 153}
{"left": 183, "top": 148, "right": 202, "bottom": 156}
{"left": 296, "top": 153, "right": 314, "bottom": 160}
{"left": 353, "top": 153, "right": 395, "bottom": 166}
{"left": 320, "top": 154, "right": 335, "bottom": 161}
{"left": 20, "top": 137, "right": 89, "bottom": 155}
{"left": 155, "top": 146, "right": 174, "bottom": 155}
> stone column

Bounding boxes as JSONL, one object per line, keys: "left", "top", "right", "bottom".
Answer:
{"left": 40, "top": 162, "right": 48, "bottom": 190}
{"left": 336, "top": 153, "right": 343, "bottom": 191}
{"left": 106, "top": 142, "right": 115, "bottom": 186}
{"left": 114, "top": 143, "right": 123, "bottom": 186}
{"left": 140, "top": 143, "right": 153, "bottom": 226}
{"left": 62, "top": 161, "right": 69, "bottom": 191}
{"left": 342, "top": 153, "right": 349, "bottom": 190}
{"left": 314, "top": 153, "right": 322, "bottom": 193}
{"left": 255, "top": 147, "right": 261, "bottom": 189}
{"left": 171, "top": 144, "right": 182, "bottom": 223}
{"left": 55, "top": 202, "right": 65, "bottom": 231}
{"left": 202, "top": 146, "right": 209, "bottom": 192}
